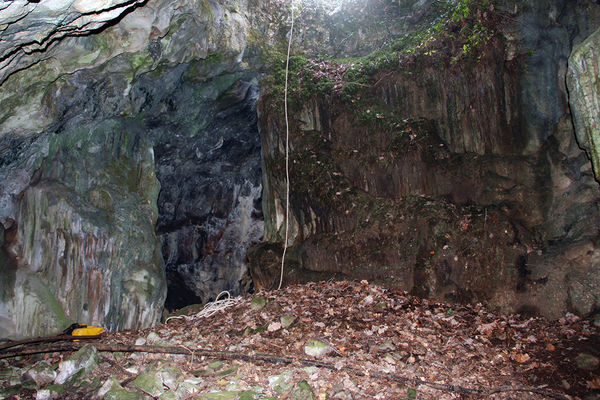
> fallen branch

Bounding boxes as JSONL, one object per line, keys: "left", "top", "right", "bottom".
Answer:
{"left": 0, "top": 342, "right": 570, "bottom": 399}
{"left": 0, "top": 334, "right": 102, "bottom": 352}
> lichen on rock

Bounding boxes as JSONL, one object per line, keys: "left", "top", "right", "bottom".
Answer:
{"left": 567, "top": 27, "right": 600, "bottom": 182}
{"left": 1, "top": 124, "right": 166, "bottom": 337}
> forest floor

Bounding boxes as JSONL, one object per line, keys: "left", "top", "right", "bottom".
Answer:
{"left": 1, "top": 280, "right": 599, "bottom": 399}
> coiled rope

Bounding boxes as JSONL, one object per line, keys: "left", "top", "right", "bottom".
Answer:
{"left": 164, "top": 291, "right": 244, "bottom": 324}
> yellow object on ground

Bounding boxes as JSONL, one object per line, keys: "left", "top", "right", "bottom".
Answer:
{"left": 71, "top": 326, "right": 104, "bottom": 336}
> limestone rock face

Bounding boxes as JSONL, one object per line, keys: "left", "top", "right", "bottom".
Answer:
{"left": 146, "top": 71, "right": 264, "bottom": 310}
{"left": 0, "top": 0, "right": 261, "bottom": 336}
{"left": 0, "top": 125, "right": 166, "bottom": 337}
{"left": 0, "top": 0, "right": 599, "bottom": 335}
{"left": 568, "top": 27, "right": 600, "bottom": 181}
{"left": 0, "top": 0, "right": 147, "bottom": 84}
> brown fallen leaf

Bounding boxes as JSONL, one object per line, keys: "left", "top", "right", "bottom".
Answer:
{"left": 545, "top": 343, "right": 555, "bottom": 351}
{"left": 478, "top": 322, "right": 497, "bottom": 336}
{"left": 514, "top": 353, "right": 531, "bottom": 363}
{"left": 587, "top": 377, "right": 600, "bottom": 389}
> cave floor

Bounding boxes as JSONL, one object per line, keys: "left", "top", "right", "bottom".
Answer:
{"left": 1, "top": 280, "right": 599, "bottom": 399}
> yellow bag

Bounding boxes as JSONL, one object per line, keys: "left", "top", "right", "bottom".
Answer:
{"left": 72, "top": 326, "right": 105, "bottom": 336}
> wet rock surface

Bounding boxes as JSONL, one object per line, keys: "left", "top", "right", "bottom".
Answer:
{"left": 568, "top": 26, "right": 600, "bottom": 181}
{"left": 151, "top": 74, "right": 263, "bottom": 310}
{"left": 0, "top": 0, "right": 147, "bottom": 84}
{"left": 0, "top": 124, "right": 166, "bottom": 337}
{"left": 0, "top": 0, "right": 263, "bottom": 336}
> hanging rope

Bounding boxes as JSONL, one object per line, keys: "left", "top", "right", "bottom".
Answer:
{"left": 278, "top": 0, "right": 295, "bottom": 290}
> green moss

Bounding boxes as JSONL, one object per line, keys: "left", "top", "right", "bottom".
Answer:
{"left": 260, "top": 0, "right": 498, "bottom": 107}
{"left": 131, "top": 53, "right": 153, "bottom": 72}
{"left": 263, "top": 55, "right": 308, "bottom": 95}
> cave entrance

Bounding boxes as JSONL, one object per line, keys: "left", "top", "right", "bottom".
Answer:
{"left": 148, "top": 71, "right": 264, "bottom": 311}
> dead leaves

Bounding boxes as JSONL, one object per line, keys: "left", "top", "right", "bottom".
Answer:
{"left": 477, "top": 321, "right": 497, "bottom": 336}
{"left": 513, "top": 353, "right": 531, "bottom": 363}
{"left": 267, "top": 322, "right": 282, "bottom": 332}
{"left": 588, "top": 377, "right": 600, "bottom": 390}
{"left": 4, "top": 280, "right": 597, "bottom": 399}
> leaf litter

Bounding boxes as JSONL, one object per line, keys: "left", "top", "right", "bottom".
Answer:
{"left": 1, "top": 280, "right": 598, "bottom": 399}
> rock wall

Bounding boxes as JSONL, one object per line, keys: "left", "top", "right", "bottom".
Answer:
{"left": 1, "top": 126, "right": 165, "bottom": 337}
{"left": 248, "top": 0, "right": 443, "bottom": 59}
{"left": 251, "top": 0, "right": 600, "bottom": 318}
{"left": 0, "top": 0, "right": 599, "bottom": 337}
{"left": 0, "top": 0, "right": 263, "bottom": 337}
{"left": 148, "top": 71, "right": 263, "bottom": 310}
{"left": 0, "top": 0, "right": 147, "bottom": 85}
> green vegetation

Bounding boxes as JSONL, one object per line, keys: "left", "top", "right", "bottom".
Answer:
{"left": 341, "top": 0, "right": 496, "bottom": 80}
{"left": 263, "top": 55, "right": 338, "bottom": 108}
{"left": 262, "top": 0, "right": 498, "bottom": 107}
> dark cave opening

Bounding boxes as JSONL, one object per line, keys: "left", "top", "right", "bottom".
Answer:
{"left": 151, "top": 74, "right": 264, "bottom": 311}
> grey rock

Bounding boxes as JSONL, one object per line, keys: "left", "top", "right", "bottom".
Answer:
{"left": 567, "top": 27, "right": 600, "bottom": 181}
{"left": 250, "top": 297, "right": 267, "bottom": 310}
{"left": 291, "top": 380, "right": 316, "bottom": 400}
{"left": 0, "top": 123, "right": 166, "bottom": 336}
{"left": 158, "top": 391, "right": 179, "bottom": 400}
{"left": 146, "top": 332, "right": 162, "bottom": 344}
{"left": 0, "top": 0, "right": 258, "bottom": 337}
{"left": 304, "top": 340, "right": 333, "bottom": 358}
{"left": 0, "top": 0, "right": 146, "bottom": 84}
{"left": 155, "top": 365, "right": 185, "bottom": 390}
{"left": 54, "top": 344, "right": 98, "bottom": 385}
{"left": 268, "top": 370, "right": 294, "bottom": 395}
{"left": 0, "top": 366, "right": 22, "bottom": 386}
{"left": 35, "top": 385, "right": 64, "bottom": 400}
{"left": 131, "top": 373, "right": 165, "bottom": 397}
{"left": 0, "top": 0, "right": 599, "bottom": 333}
{"left": 105, "top": 383, "right": 145, "bottom": 400}
{"left": 176, "top": 381, "right": 202, "bottom": 398}
{"left": 152, "top": 74, "right": 263, "bottom": 310}
{"left": 281, "top": 315, "right": 296, "bottom": 328}
{"left": 251, "top": 0, "right": 600, "bottom": 319}
{"left": 100, "top": 378, "right": 147, "bottom": 400}
{"left": 23, "top": 362, "right": 57, "bottom": 387}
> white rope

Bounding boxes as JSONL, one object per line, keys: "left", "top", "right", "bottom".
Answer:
{"left": 165, "top": 291, "right": 244, "bottom": 324}
{"left": 278, "top": 0, "right": 295, "bottom": 291}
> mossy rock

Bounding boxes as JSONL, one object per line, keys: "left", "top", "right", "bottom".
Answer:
{"left": 250, "top": 297, "right": 267, "bottom": 310}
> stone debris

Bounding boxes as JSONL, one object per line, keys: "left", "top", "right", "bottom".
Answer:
{"left": 54, "top": 344, "right": 98, "bottom": 385}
